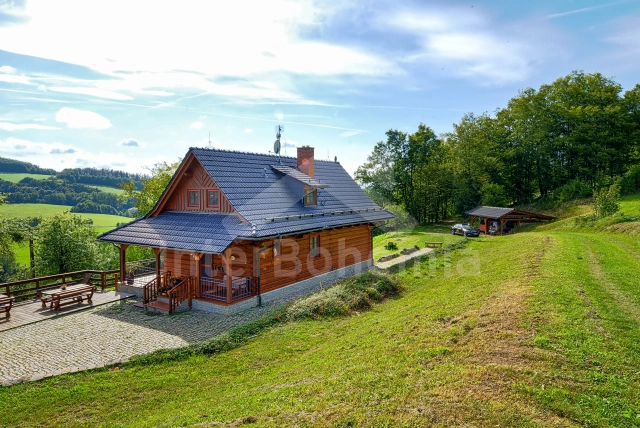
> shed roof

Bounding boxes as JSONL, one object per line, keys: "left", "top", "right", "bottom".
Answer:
{"left": 465, "top": 206, "right": 554, "bottom": 220}
{"left": 465, "top": 206, "right": 515, "bottom": 218}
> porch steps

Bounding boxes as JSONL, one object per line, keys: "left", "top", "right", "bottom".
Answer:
{"left": 143, "top": 300, "right": 171, "bottom": 312}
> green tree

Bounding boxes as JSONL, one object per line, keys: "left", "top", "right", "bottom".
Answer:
{"left": 34, "top": 212, "right": 113, "bottom": 275}
{"left": 121, "top": 161, "right": 179, "bottom": 217}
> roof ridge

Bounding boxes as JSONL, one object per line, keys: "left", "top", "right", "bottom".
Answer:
{"left": 189, "top": 146, "right": 339, "bottom": 163}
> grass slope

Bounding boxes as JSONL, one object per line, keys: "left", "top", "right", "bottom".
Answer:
{"left": 2, "top": 228, "right": 639, "bottom": 426}
{"left": 0, "top": 173, "right": 52, "bottom": 183}
{"left": 1, "top": 198, "right": 640, "bottom": 426}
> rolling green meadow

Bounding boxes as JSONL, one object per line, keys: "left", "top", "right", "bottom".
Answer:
{"left": 0, "top": 173, "right": 52, "bottom": 183}
{"left": 1, "top": 197, "right": 639, "bottom": 426}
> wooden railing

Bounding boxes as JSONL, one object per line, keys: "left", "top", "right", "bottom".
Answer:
{"left": 0, "top": 270, "right": 119, "bottom": 302}
{"left": 168, "top": 276, "right": 194, "bottom": 314}
{"left": 199, "top": 277, "right": 252, "bottom": 302}
{"left": 142, "top": 271, "right": 171, "bottom": 304}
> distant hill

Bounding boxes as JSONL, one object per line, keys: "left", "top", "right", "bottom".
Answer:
{"left": 0, "top": 157, "right": 56, "bottom": 175}
{"left": 0, "top": 157, "right": 146, "bottom": 189}
{"left": 57, "top": 167, "right": 145, "bottom": 190}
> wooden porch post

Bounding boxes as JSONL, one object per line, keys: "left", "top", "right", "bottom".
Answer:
{"left": 500, "top": 218, "right": 505, "bottom": 235}
{"left": 224, "top": 247, "right": 233, "bottom": 304}
{"left": 153, "top": 248, "right": 163, "bottom": 288}
{"left": 119, "top": 244, "right": 129, "bottom": 285}
{"left": 471, "top": 216, "right": 476, "bottom": 227}
{"left": 192, "top": 253, "right": 202, "bottom": 299}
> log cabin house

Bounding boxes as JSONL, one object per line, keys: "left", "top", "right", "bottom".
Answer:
{"left": 98, "top": 146, "right": 394, "bottom": 314}
{"left": 466, "top": 206, "right": 554, "bottom": 235}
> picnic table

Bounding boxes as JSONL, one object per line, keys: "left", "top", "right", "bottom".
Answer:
{"left": 40, "top": 284, "right": 95, "bottom": 310}
{"left": 0, "top": 294, "right": 14, "bottom": 318}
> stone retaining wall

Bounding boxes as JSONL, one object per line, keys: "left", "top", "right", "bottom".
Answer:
{"left": 192, "top": 259, "right": 373, "bottom": 315}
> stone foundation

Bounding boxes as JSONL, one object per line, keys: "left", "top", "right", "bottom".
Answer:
{"left": 192, "top": 259, "right": 373, "bottom": 315}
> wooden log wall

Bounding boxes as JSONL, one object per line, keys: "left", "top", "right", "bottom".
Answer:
{"left": 256, "top": 224, "right": 372, "bottom": 294}
{"left": 164, "top": 160, "right": 235, "bottom": 213}
{"left": 164, "top": 250, "right": 195, "bottom": 278}
{"left": 165, "top": 224, "right": 372, "bottom": 298}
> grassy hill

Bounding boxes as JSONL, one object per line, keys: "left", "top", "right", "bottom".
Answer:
{"left": 1, "top": 198, "right": 640, "bottom": 426}
{"left": 0, "top": 173, "right": 52, "bottom": 183}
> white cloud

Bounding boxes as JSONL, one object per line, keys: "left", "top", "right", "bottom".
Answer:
{"left": 389, "top": 8, "right": 552, "bottom": 83}
{"left": 0, "top": 122, "right": 59, "bottom": 131}
{"left": 55, "top": 107, "right": 112, "bottom": 129}
{"left": 119, "top": 138, "right": 144, "bottom": 147}
{"left": 0, "top": 66, "right": 17, "bottom": 74}
{"left": 244, "top": 128, "right": 253, "bottom": 133}
{"left": 190, "top": 121, "right": 203, "bottom": 129}
{"left": 339, "top": 130, "right": 366, "bottom": 138}
{"left": 0, "top": 137, "right": 164, "bottom": 174}
{"left": 0, "top": 0, "right": 398, "bottom": 85}
{"left": 48, "top": 86, "right": 133, "bottom": 100}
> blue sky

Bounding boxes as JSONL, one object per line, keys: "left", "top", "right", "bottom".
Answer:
{"left": 1, "top": 0, "right": 639, "bottom": 176}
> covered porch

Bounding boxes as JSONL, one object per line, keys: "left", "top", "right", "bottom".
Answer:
{"left": 116, "top": 245, "right": 255, "bottom": 313}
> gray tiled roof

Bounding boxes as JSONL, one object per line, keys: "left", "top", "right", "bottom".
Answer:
{"left": 465, "top": 206, "right": 514, "bottom": 218}
{"left": 98, "top": 212, "right": 250, "bottom": 253}
{"left": 99, "top": 147, "right": 394, "bottom": 253}
{"left": 270, "top": 165, "right": 327, "bottom": 188}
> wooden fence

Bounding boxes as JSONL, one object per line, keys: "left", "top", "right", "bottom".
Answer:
{"left": 0, "top": 269, "right": 119, "bottom": 302}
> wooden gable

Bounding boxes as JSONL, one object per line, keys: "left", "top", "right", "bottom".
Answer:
{"left": 149, "top": 153, "right": 237, "bottom": 216}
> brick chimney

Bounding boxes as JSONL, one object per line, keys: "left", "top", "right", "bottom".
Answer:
{"left": 297, "top": 146, "right": 314, "bottom": 178}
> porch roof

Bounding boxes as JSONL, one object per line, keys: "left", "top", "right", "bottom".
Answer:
{"left": 98, "top": 212, "right": 249, "bottom": 254}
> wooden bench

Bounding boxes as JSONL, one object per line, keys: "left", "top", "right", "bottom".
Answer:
{"left": 425, "top": 241, "right": 443, "bottom": 248}
{"left": 0, "top": 294, "right": 14, "bottom": 318}
{"left": 41, "top": 285, "right": 95, "bottom": 310}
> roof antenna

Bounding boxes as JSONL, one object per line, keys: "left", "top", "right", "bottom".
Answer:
{"left": 208, "top": 132, "right": 212, "bottom": 148}
{"left": 274, "top": 125, "right": 283, "bottom": 164}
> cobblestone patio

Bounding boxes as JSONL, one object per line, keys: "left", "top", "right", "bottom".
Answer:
{"left": 0, "top": 297, "right": 283, "bottom": 386}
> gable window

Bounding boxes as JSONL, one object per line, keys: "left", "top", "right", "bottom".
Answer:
{"left": 310, "top": 235, "right": 320, "bottom": 257}
{"left": 304, "top": 189, "right": 317, "bottom": 206}
{"left": 188, "top": 190, "right": 199, "bottom": 207}
{"left": 207, "top": 190, "right": 220, "bottom": 208}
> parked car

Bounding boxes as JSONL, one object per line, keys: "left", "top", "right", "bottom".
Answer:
{"left": 450, "top": 224, "right": 480, "bottom": 237}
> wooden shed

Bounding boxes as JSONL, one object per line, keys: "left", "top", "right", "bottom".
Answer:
{"left": 466, "top": 206, "right": 554, "bottom": 236}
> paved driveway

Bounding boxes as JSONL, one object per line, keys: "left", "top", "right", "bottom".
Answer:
{"left": 0, "top": 298, "right": 279, "bottom": 386}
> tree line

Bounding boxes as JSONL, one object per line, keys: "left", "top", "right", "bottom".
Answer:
{"left": 0, "top": 177, "right": 137, "bottom": 215}
{"left": 356, "top": 71, "right": 640, "bottom": 223}
{"left": 0, "top": 157, "right": 55, "bottom": 175}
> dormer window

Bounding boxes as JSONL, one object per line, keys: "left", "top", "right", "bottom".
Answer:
{"left": 304, "top": 189, "right": 317, "bottom": 206}
{"left": 188, "top": 190, "right": 199, "bottom": 207}
{"left": 207, "top": 190, "right": 220, "bottom": 208}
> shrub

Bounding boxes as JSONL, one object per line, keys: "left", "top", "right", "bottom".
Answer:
{"left": 284, "top": 270, "right": 400, "bottom": 320}
{"left": 384, "top": 241, "right": 398, "bottom": 251}
{"left": 593, "top": 179, "right": 621, "bottom": 218}
{"left": 554, "top": 179, "right": 593, "bottom": 203}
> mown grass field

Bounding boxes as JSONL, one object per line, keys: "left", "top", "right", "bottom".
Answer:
{"left": 0, "top": 173, "right": 52, "bottom": 182}
{"left": 88, "top": 184, "right": 124, "bottom": 195}
{"left": 373, "top": 223, "right": 461, "bottom": 259}
{"left": 1, "top": 197, "right": 639, "bottom": 426}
